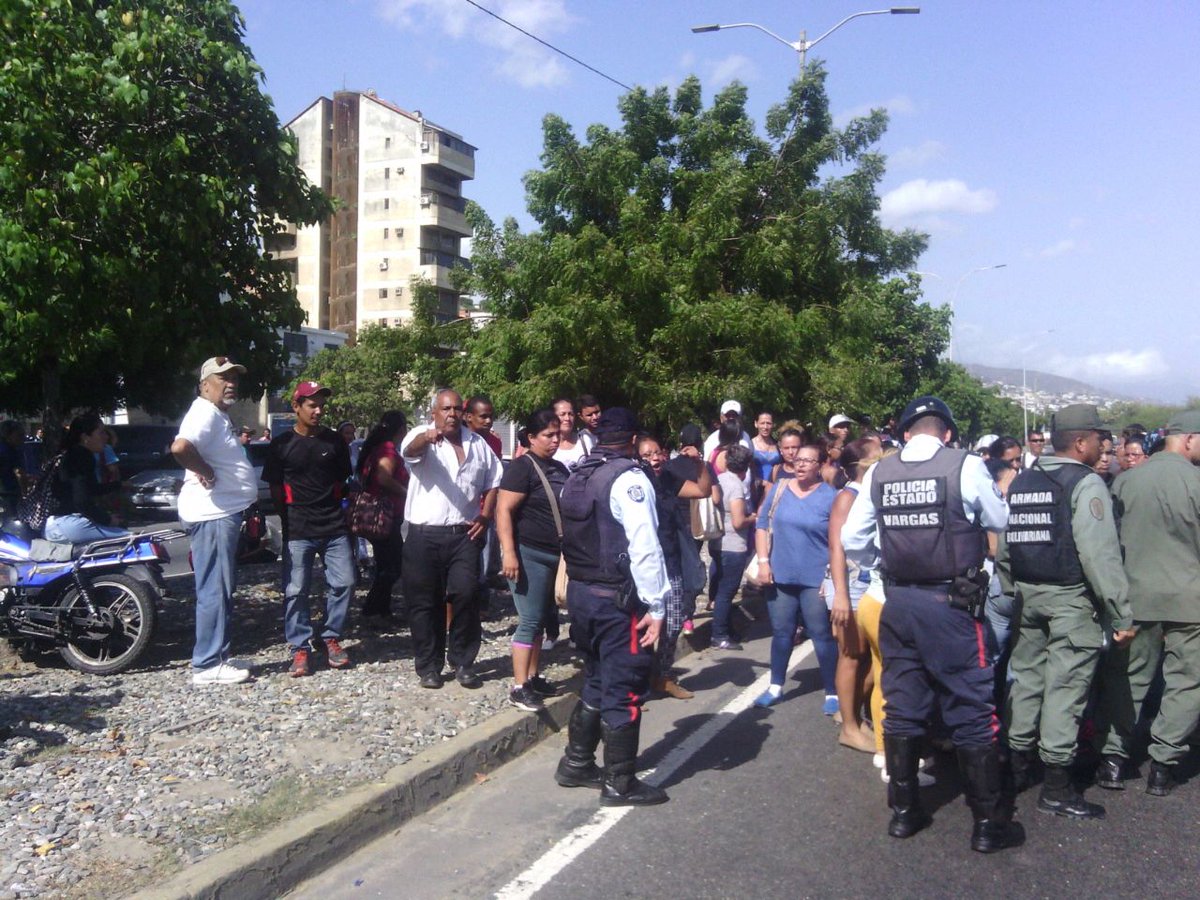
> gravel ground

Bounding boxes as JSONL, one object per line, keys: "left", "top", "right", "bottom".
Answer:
{"left": 0, "top": 561, "right": 584, "bottom": 899}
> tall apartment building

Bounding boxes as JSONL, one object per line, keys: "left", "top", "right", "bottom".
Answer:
{"left": 270, "top": 90, "right": 475, "bottom": 336}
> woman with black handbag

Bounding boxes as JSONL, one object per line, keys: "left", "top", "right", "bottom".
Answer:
{"left": 356, "top": 411, "right": 408, "bottom": 619}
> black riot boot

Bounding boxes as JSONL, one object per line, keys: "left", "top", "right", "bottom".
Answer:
{"left": 1146, "top": 760, "right": 1175, "bottom": 797}
{"left": 959, "top": 744, "right": 1026, "bottom": 853}
{"left": 599, "top": 720, "right": 668, "bottom": 807}
{"left": 1038, "top": 764, "right": 1105, "bottom": 819}
{"left": 554, "top": 701, "right": 604, "bottom": 789}
{"left": 1006, "top": 746, "right": 1040, "bottom": 795}
{"left": 885, "top": 735, "right": 933, "bottom": 838}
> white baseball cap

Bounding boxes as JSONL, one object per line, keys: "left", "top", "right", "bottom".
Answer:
{"left": 199, "top": 356, "right": 246, "bottom": 380}
{"left": 973, "top": 433, "right": 999, "bottom": 452}
{"left": 828, "top": 414, "right": 853, "bottom": 430}
{"left": 720, "top": 400, "right": 742, "bottom": 416}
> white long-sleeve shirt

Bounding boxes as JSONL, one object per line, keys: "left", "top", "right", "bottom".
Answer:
{"left": 841, "top": 433, "right": 1008, "bottom": 558}
{"left": 609, "top": 467, "right": 670, "bottom": 620}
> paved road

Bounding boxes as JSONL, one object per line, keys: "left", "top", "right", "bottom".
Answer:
{"left": 290, "top": 615, "right": 1200, "bottom": 900}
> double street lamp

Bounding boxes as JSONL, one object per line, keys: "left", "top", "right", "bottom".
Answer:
{"left": 691, "top": 7, "right": 920, "bottom": 70}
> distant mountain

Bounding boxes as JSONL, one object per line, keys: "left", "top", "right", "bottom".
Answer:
{"left": 964, "top": 364, "right": 1132, "bottom": 402}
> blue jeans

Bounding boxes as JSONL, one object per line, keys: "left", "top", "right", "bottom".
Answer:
{"left": 283, "top": 534, "right": 355, "bottom": 650}
{"left": 767, "top": 584, "right": 837, "bottom": 693}
{"left": 44, "top": 514, "right": 129, "bottom": 545}
{"left": 508, "top": 543, "right": 559, "bottom": 646}
{"left": 187, "top": 513, "right": 242, "bottom": 670}
{"left": 712, "top": 548, "right": 750, "bottom": 644}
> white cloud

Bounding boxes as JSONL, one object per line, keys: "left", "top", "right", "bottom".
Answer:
{"left": 376, "top": 0, "right": 576, "bottom": 88}
{"left": 890, "top": 139, "right": 947, "bottom": 169}
{"left": 707, "top": 54, "right": 757, "bottom": 87}
{"left": 880, "top": 178, "right": 998, "bottom": 227}
{"left": 1039, "top": 239, "right": 1077, "bottom": 258}
{"left": 1046, "top": 349, "right": 1168, "bottom": 383}
{"left": 835, "top": 94, "right": 914, "bottom": 126}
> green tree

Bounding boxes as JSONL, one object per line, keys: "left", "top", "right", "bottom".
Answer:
{"left": 452, "top": 69, "right": 946, "bottom": 433}
{"left": 296, "top": 278, "right": 463, "bottom": 426}
{"left": 0, "top": 0, "right": 332, "bottom": 440}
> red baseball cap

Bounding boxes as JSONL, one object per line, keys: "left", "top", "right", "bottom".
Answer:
{"left": 293, "top": 381, "right": 332, "bottom": 402}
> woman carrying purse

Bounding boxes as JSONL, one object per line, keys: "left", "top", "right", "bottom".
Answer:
{"left": 495, "top": 408, "right": 570, "bottom": 712}
{"left": 357, "top": 411, "right": 409, "bottom": 619}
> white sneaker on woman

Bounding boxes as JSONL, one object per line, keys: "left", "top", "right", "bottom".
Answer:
{"left": 192, "top": 662, "right": 250, "bottom": 686}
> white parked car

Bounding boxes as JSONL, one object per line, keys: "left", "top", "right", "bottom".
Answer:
{"left": 125, "top": 444, "right": 273, "bottom": 515}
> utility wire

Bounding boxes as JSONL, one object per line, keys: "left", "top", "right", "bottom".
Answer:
{"left": 461, "top": 0, "right": 633, "bottom": 92}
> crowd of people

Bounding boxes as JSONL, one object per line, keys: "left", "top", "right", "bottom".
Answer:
{"left": 5, "top": 354, "right": 1198, "bottom": 834}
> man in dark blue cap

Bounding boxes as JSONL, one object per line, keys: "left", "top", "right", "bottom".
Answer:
{"left": 554, "top": 407, "right": 671, "bottom": 806}
{"left": 842, "top": 395, "right": 1021, "bottom": 853}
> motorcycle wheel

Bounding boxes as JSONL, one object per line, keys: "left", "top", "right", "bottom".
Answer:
{"left": 58, "top": 573, "right": 158, "bottom": 675}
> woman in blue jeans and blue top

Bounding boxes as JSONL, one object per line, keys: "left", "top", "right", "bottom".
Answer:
{"left": 752, "top": 441, "right": 838, "bottom": 710}
{"left": 496, "top": 409, "right": 571, "bottom": 713}
{"left": 710, "top": 445, "right": 756, "bottom": 650}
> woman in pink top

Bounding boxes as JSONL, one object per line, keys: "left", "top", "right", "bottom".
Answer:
{"left": 358, "top": 411, "right": 409, "bottom": 618}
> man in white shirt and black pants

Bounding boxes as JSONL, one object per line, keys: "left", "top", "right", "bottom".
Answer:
{"left": 401, "top": 389, "right": 502, "bottom": 689}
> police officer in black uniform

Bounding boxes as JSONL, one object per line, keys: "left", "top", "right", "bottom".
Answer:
{"left": 553, "top": 408, "right": 671, "bottom": 806}
{"left": 841, "top": 396, "right": 1022, "bottom": 853}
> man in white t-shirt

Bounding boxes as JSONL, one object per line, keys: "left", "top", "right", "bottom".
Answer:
{"left": 171, "top": 357, "right": 259, "bottom": 686}
{"left": 702, "top": 399, "right": 753, "bottom": 459}
{"left": 401, "top": 389, "right": 503, "bottom": 690}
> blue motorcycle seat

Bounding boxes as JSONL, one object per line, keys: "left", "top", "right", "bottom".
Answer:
{"left": 28, "top": 539, "right": 78, "bottom": 562}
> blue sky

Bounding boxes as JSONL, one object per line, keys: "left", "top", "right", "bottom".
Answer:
{"left": 239, "top": 1, "right": 1199, "bottom": 403}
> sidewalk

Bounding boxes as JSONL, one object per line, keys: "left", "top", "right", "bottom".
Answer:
{"left": 0, "top": 562, "right": 760, "bottom": 900}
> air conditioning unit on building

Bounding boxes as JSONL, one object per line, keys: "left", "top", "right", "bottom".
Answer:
{"left": 396, "top": 228, "right": 404, "bottom": 238}
{"left": 420, "top": 141, "right": 430, "bottom": 152}
{"left": 397, "top": 167, "right": 405, "bottom": 175}
{"left": 419, "top": 195, "right": 431, "bottom": 207}
{"left": 379, "top": 259, "right": 389, "bottom": 271}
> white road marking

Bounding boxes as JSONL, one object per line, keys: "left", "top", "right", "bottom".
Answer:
{"left": 494, "top": 642, "right": 817, "bottom": 899}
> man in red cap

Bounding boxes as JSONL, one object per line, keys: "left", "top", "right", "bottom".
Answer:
{"left": 262, "top": 381, "right": 354, "bottom": 677}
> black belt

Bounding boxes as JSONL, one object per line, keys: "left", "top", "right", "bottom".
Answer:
{"left": 408, "top": 522, "right": 470, "bottom": 534}
{"left": 885, "top": 578, "right": 953, "bottom": 589}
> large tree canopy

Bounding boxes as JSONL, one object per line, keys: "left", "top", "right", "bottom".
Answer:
{"left": 0, "top": 0, "right": 332, "bottom": 427}
{"left": 451, "top": 69, "right": 952, "bottom": 433}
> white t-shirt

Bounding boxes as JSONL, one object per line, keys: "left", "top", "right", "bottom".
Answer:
{"left": 175, "top": 397, "right": 259, "bottom": 523}
{"left": 400, "top": 426, "right": 503, "bottom": 526}
{"left": 553, "top": 430, "right": 594, "bottom": 471}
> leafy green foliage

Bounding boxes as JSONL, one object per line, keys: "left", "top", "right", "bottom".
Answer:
{"left": 450, "top": 68, "right": 949, "bottom": 433}
{"left": 0, "top": 0, "right": 332, "bottom": 429}
{"left": 1105, "top": 396, "right": 1200, "bottom": 433}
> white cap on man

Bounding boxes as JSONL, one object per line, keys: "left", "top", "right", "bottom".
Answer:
{"left": 828, "top": 414, "right": 853, "bottom": 430}
{"left": 199, "top": 356, "right": 246, "bottom": 381}
{"left": 720, "top": 400, "right": 742, "bottom": 416}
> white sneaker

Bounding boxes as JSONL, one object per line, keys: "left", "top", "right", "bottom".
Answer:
{"left": 192, "top": 662, "right": 251, "bottom": 686}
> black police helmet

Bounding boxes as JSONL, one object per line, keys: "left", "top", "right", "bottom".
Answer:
{"left": 897, "top": 395, "right": 957, "bottom": 439}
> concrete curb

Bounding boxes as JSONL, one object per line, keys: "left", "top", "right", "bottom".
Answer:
{"left": 133, "top": 590, "right": 766, "bottom": 900}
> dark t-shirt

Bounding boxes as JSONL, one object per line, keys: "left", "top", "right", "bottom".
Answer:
{"left": 650, "top": 457, "right": 696, "bottom": 574}
{"left": 499, "top": 452, "right": 569, "bottom": 554}
{"left": 262, "top": 428, "right": 352, "bottom": 539}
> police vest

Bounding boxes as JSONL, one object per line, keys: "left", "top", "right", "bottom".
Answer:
{"left": 871, "top": 447, "right": 985, "bottom": 583}
{"left": 560, "top": 450, "right": 638, "bottom": 586}
{"left": 1005, "top": 461, "right": 1089, "bottom": 585}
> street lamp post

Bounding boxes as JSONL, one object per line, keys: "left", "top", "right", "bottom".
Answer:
{"left": 691, "top": 7, "right": 919, "bottom": 70}
{"left": 1021, "top": 330, "right": 1055, "bottom": 439}
{"left": 914, "top": 265, "right": 1007, "bottom": 363}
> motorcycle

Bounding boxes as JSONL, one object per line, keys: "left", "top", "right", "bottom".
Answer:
{"left": 0, "top": 527, "right": 186, "bottom": 675}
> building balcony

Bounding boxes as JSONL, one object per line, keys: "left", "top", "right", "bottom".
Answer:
{"left": 418, "top": 191, "right": 471, "bottom": 237}
{"left": 419, "top": 249, "right": 469, "bottom": 290}
{"left": 421, "top": 131, "right": 475, "bottom": 180}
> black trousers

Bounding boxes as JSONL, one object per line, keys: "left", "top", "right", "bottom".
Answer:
{"left": 364, "top": 521, "right": 403, "bottom": 614}
{"left": 402, "top": 524, "right": 482, "bottom": 677}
